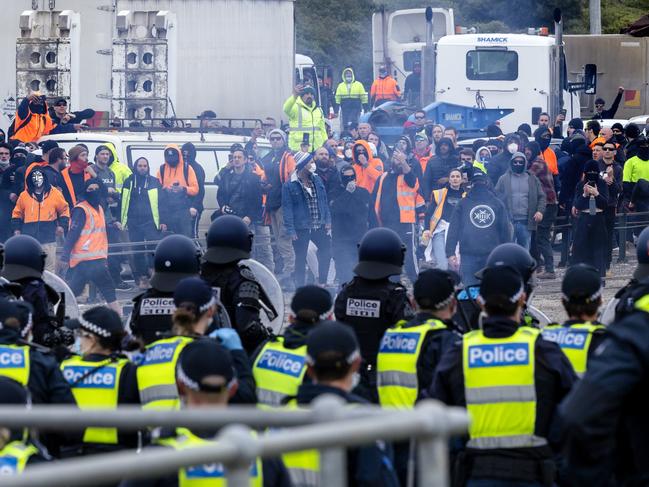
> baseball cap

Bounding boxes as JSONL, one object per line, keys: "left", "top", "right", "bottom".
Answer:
{"left": 291, "top": 285, "right": 333, "bottom": 323}
{"left": 54, "top": 98, "right": 67, "bottom": 106}
{"left": 39, "top": 140, "right": 59, "bottom": 154}
{"left": 478, "top": 266, "right": 524, "bottom": 306}
{"left": 413, "top": 269, "right": 457, "bottom": 310}
{"left": 65, "top": 306, "right": 124, "bottom": 339}
{"left": 561, "top": 264, "right": 602, "bottom": 304}
{"left": 306, "top": 321, "right": 360, "bottom": 367}
{"left": 173, "top": 277, "right": 216, "bottom": 314}
{"left": 177, "top": 339, "right": 235, "bottom": 392}
{"left": 0, "top": 299, "right": 33, "bottom": 337}
{"left": 198, "top": 110, "right": 217, "bottom": 119}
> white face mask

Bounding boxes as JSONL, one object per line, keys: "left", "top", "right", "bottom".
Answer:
{"left": 507, "top": 143, "right": 518, "bottom": 154}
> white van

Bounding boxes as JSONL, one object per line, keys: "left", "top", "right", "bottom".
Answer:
{"left": 38, "top": 131, "right": 271, "bottom": 234}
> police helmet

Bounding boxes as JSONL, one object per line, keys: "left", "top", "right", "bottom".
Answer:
{"left": 150, "top": 235, "right": 202, "bottom": 293}
{"left": 478, "top": 243, "right": 537, "bottom": 286}
{"left": 1, "top": 235, "right": 46, "bottom": 281}
{"left": 203, "top": 215, "right": 253, "bottom": 265}
{"left": 634, "top": 226, "right": 649, "bottom": 280}
{"left": 354, "top": 228, "right": 405, "bottom": 280}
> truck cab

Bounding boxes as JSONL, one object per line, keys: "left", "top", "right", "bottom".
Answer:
{"left": 435, "top": 33, "right": 580, "bottom": 133}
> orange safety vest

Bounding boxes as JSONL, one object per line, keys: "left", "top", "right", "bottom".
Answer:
{"left": 541, "top": 148, "right": 558, "bottom": 176}
{"left": 371, "top": 77, "right": 401, "bottom": 102}
{"left": 10, "top": 109, "right": 56, "bottom": 143}
{"left": 61, "top": 168, "right": 91, "bottom": 207}
{"left": 69, "top": 201, "right": 108, "bottom": 268}
{"left": 429, "top": 188, "right": 465, "bottom": 232}
{"left": 279, "top": 152, "right": 295, "bottom": 184}
{"left": 374, "top": 173, "right": 424, "bottom": 225}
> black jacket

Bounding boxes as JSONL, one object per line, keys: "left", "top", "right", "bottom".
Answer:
{"left": 120, "top": 173, "right": 162, "bottom": 228}
{"left": 598, "top": 160, "right": 623, "bottom": 208}
{"left": 430, "top": 317, "right": 576, "bottom": 482}
{"left": 573, "top": 179, "right": 609, "bottom": 212}
{"left": 445, "top": 184, "right": 510, "bottom": 258}
{"left": 181, "top": 143, "right": 206, "bottom": 213}
{"left": 422, "top": 137, "right": 460, "bottom": 195}
{"left": 559, "top": 143, "right": 592, "bottom": 209}
{"left": 560, "top": 308, "right": 649, "bottom": 486}
{"left": 316, "top": 164, "right": 342, "bottom": 202}
{"left": 216, "top": 166, "right": 262, "bottom": 223}
{"left": 591, "top": 91, "right": 622, "bottom": 120}
{"left": 48, "top": 107, "right": 96, "bottom": 127}
{"left": 331, "top": 184, "right": 370, "bottom": 243}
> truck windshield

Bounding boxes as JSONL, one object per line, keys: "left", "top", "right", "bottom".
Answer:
{"left": 466, "top": 50, "right": 518, "bottom": 81}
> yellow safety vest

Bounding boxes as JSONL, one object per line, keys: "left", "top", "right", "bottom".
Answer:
{"left": 462, "top": 327, "right": 547, "bottom": 449}
{"left": 377, "top": 318, "right": 448, "bottom": 408}
{"left": 541, "top": 322, "right": 605, "bottom": 378}
{"left": 158, "top": 428, "right": 263, "bottom": 487}
{"left": 0, "top": 441, "right": 38, "bottom": 475}
{"left": 136, "top": 336, "right": 194, "bottom": 410}
{"left": 120, "top": 182, "right": 159, "bottom": 228}
{"left": 281, "top": 400, "right": 320, "bottom": 487}
{"left": 0, "top": 345, "right": 30, "bottom": 386}
{"left": 252, "top": 337, "right": 308, "bottom": 407}
{"left": 60, "top": 355, "right": 130, "bottom": 444}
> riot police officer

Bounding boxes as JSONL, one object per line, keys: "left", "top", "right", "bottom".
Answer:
{"left": 431, "top": 266, "right": 576, "bottom": 485}
{"left": 334, "top": 227, "right": 414, "bottom": 403}
{"left": 1, "top": 235, "right": 65, "bottom": 346}
{"left": 200, "top": 215, "right": 276, "bottom": 354}
{"left": 0, "top": 243, "right": 24, "bottom": 301}
{"left": 252, "top": 285, "right": 332, "bottom": 407}
{"left": 129, "top": 234, "right": 202, "bottom": 346}
{"left": 542, "top": 264, "right": 606, "bottom": 378}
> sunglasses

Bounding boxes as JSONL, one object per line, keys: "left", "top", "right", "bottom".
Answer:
{"left": 602, "top": 147, "right": 616, "bottom": 151}
{"left": 414, "top": 115, "right": 425, "bottom": 120}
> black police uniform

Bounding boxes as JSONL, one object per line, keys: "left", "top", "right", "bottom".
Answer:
{"left": 561, "top": 306, "right": 649, "bottom": 486}
{"left": 129, "top": 288, "right": 177, "bottom": 345}
{"left": 334, "top": 277, "right": 413, "bottom": 401}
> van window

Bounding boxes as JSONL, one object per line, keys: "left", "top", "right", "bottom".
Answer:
{"left": 403, "top": 51, "right": 421, "bottom": 72}
{"left": 466, "top": 50, "right": 518, "bottom": 81}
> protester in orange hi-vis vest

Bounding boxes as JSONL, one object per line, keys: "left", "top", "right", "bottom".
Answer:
{"left": 61, "top": 145, "right": 94, "bottom": 208}
{"left": 370, "top": 150, "right": 425, "bottom": 282}
{"left": 60, "top": 178, "right": 119, "bottom": 313}
{"left": 534, "top": 126, "right": 559, "bottom": 175}
{"left": 370, "top": 65, "right": 401, "bottom": 108}
{"left": 156, "top": 144, "right": 199, "bottom": 237}
{"left": 9, "top": 92, "right": 57, "bottom": 143}
{"left": 352, "top": 140, "right": 383, "bottom": 192}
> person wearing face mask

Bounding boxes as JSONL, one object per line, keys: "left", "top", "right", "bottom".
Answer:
{"left": 331, "top": 164, "right": 370, "bottom": 284}
{"left": 11, "top": 169, "right": 69, "bottom": 272}
{"left": 0, "top": 143, "right": 18, "bottom": 242}
{"left": 371, "top": 149, "right": 425, "bottom": 282}
{"left": 283, "top": 85, "right": 327, "bottom": 152}
{"left": 60, "top": 145, "right": 94, "bottom": 209}
{"left": 495, "top": 152, "right": 546, "bottom": 250}
{"left": 156, "top": 145, "right": 199, "bottom": 237}
{"left": 61, "top": 178, "right": 119, "bottom": 313}
{"left": 486, "top": 133, "right": 522, "bottom": 186}
{"left": 334, "top": 66, "right": 368, "bottom": 129}
{"left": 60, "top": 306, "right": 139, "bottom": 456}
{"left": 571, "top": 160, "right": 609, "bottom": 277}
{"left": 351, "top": 139, "right": 383, "bottom": 192}
{"left": 370, "top": 64, "right": 401, "bottom": 108}
{"left": 282, "top": 152, "right": 331, "bottom": 288}
{"left": 119, "top": 157, "right": 164, "bottom": 289}
{"left": 34, "top": 145, "right": 65, "bottom": 192}
{"left": 314, "top": 146, "right": 341, "bottom": 201}
{"left": 533, "top": 126, "right": 559, "bottom": 176}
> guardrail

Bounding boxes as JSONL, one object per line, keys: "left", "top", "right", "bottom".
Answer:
{"left": 1, "top": 395, "right": 469, "bottom": 487}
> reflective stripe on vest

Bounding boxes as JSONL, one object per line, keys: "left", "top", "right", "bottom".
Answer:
{"left": 158, "top": 428, "right": 263, "bottom": 487}
{"left": 377, "top": 319, "right": 447, "bottom": 408}
{"left": 462, "top": 327, "right": 548, "bottom": 449}
{"left": 541, "top": 322, "right": 604, "bottom": 377}
{"left": 0, "top": 441, "right": 38, "bottom": 475}
{"left": 120, "top": 184, "right": 159, "bottom": 228}
{"left": 0, "top": 345, "right": 30, "bottom": 386}
{"left": 252, "top": 337, "right": 308, "bottom": 407}
{"left": 70, "top": 201, "right": 108, "bottom": 268}
{"left": 281, "top": 400, "right": 320, "bottom": 487}
{"left": 429, "top": 189, "right": 447, "bottom": 233}
{"left": 136, "top": 336, "right": 193, "bottom": 410}
{"left": 60, "top": 356, "right": 129, "bottom": 444}
{"left": 374, "top": 173, "right": 422, "bottom": 225}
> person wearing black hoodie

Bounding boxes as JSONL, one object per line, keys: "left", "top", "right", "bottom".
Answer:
{"left": 445, "top": 172, "right": 510, "bottom": 285}
{"left": 181, "top": 142, "right": 206, "bottom": 238}
{"left": 487, "top": 133, "right": 523, "bottom": 186}
{"left": 423, "top": 136, "right": 459, "bottom": 196}
{"left": 0, "top": 143, "right": 16, "bottom": 242}
{"left": 572, "top": 160, "right": 610, "bottom": 277}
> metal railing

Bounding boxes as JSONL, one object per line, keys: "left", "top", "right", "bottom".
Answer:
{"left": 1, "top": 395, "right": 469, "bottom": 487}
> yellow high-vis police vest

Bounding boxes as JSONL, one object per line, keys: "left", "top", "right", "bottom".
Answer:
{"left": 158, "top": 428, "right": 263, "bottom": 487}
{"left": 377, "top": 318, "right": 447, "bottom": 408}
{"left": 60, "top": 355, "right": 129, "bottom": 444}
{"left": 541, "top": 322, "right": 605, "bottom": 378}
{"left": 281, "top": 400, "right": 319, "bottom": 487}
{"left": 0, "top": 345, "right": 30, "bottom": 386}
{"left": 0, "top": 441, "right": 38, "bottom": 475}
{"left": 137, "top": 336, "right": 194, "bottom": 410}
{"left": 252, "top": 337, "right": 308, "bottom": 407}
{"left": 462, "top": 327, "right": 548, "bottom": 449}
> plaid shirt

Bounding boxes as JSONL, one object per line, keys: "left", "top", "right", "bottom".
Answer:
{"left": 299, "top": 176, "right": 321, "bottom": 229}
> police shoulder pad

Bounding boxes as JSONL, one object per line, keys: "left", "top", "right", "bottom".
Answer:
{"left": 238, "top": 265, "right": 258, "bottom": 282}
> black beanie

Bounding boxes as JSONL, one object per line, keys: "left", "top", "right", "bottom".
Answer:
{"left": 568, "top": 118, "right": 584, "bottom": 130}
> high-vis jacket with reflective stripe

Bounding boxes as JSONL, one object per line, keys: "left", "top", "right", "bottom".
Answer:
{"left": 377, "top": 318, "right": 447, "bottom": 408}
{"left": 0, "top": 345, "right": 30, "bottom": 386}
{"left": 0, "top": 441, "right": 38, "bottom": 475}
{"left": 282, "top": 95, "right": 327, "bottom": 152}
{"left": 462, "top": 327, "right": 548, "bottom": 449}
{"left": 136, "top": 336, "right": 193, "bottom": 410}
{"left": 252, "top": 337, "right": 308, "bottom": 407}
{"left": 374, "top": 172, "right": 425, "bottom": 225}
{"left": 61, "top": 355, "right": 129, "bottom": 444}
{"left": 69, "top": 201, "right": 108, "bottom": 268}
{"left": 158, "top": 428, "right": 263, "bottom": 487}
{"left": 61, "top": 168, "right": 91, "bottom": 207}
{"left": 281, "top": 400, "right": 320, "bottom": 487}
{"left": 541, "top": 322, "right": 605, "bottom": 378}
